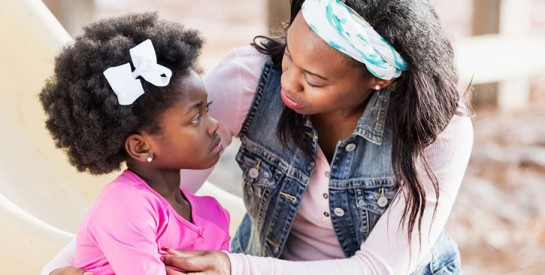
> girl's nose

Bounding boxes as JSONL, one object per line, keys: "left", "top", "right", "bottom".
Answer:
{"left": 207, "top": 115, "right": 220, "bottom": 135}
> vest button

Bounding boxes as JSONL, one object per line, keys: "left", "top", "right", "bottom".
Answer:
{"left": 377, "top": 196, "right": 388, "bottom": 208}
{"left": 333, "top": 208, "right": 345, "bottom": 217}
{"left": 345, "top": 143, "right": 356, "bottom": 152}
{"left": 248, "top": 168, "right": 259, "bottom": 179}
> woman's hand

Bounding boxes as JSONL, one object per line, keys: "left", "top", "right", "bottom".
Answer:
{"left": 162, "top": 248, "right": 231, "bottom": 275}
{"left": 49, "top": 267, "right": 92, "bottom": 275}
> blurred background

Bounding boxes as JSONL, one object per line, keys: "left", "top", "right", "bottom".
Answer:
{"left": 1, "top": 0, "right": 545, "bottom": 274}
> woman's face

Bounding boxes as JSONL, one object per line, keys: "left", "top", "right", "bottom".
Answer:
{"left": 280, "top": 12, "right": 376, "bottom": 117}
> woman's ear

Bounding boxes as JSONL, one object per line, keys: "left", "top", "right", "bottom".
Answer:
{"left": 125, "top": 133, "right": 152, "bottom": 162}
{"left": 372, "top": 77, "right": 395, "bottom": 91}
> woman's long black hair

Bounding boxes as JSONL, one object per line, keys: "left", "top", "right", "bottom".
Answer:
{"left": 252, "top": 0, "right": 464, "bottom": 244}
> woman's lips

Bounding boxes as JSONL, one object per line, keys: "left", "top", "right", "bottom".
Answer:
{"left": 280, "top": 89, "right": 302, "bottom": 109}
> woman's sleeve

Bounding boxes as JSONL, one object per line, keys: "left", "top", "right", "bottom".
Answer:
{"left": 180, "top": 46, "right": 266, "bottom": 194}
{"left": 227, "top": 115, "right": 474, "bottom": 275}
{"left": 41, "top": 239, "right": 77, "bottom": 275}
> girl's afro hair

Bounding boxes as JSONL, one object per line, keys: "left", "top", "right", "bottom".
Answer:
{"left": 40, "top": 12, "right": 204, "bottom": 175}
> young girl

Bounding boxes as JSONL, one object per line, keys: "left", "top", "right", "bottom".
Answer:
{"left": 39, "top": 13, "right": 229, "bottom": 274}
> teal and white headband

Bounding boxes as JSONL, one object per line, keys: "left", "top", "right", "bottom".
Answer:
{"left": 301, "top": 0, "right": 407, "bottom": 80}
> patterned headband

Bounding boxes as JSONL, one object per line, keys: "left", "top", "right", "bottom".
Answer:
{"left": 301, "top": 0, "right": 407, "bottom": 80}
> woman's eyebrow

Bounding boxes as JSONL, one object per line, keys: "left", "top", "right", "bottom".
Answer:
{"left": 285, "top": 44, "right": 329, "bottom": 81}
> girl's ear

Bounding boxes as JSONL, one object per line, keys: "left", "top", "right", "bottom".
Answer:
{"left": 372, "top": 77, "right": 395, "bottom": 91}
{"left": 125, "top": 133, "right": 152, "bottom": 162}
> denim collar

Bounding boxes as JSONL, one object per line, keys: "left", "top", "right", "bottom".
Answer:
{"left": 353, "top": 90, "right": 390, "bottom": 145}
{"left": 304, "top": 90, "right": 389, "bottom": 145}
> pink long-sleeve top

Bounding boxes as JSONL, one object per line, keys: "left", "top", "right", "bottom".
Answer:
{"left": 42, "top": 46, "right": 473, "bottom": 275}
{"left": 73, "top": 170, "right": 230, "bottom": 275}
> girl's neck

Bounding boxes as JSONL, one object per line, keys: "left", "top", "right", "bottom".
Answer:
{"left": 126, "top": 164, "right": 183, "bottom": 201}
{"left": 127, "top": 164, "right": 193, "bottom": 222}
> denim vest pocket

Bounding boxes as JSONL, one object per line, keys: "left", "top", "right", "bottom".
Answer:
{"left": 236, "top": 145, "right": 285, "bottom": 229}
{"left": 349, "top": 177, "right": 398, "bottom": 240}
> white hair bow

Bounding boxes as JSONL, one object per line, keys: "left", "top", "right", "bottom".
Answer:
{"left": 103, "top": 39, "right": 172, "bottom": 105}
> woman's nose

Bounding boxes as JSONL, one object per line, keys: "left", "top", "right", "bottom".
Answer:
{"left": 281, "top": 64, "right": 303, "bottom": 94}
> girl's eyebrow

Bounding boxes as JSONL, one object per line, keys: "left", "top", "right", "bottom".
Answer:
{"left": 185, "top": 101, "right": 202, "bottom": 114}
{"left": 185, "top": 95, "right": 208, "bottom": 114}
{"left": 285, "top": 44, "right": 329, "bottom": 81}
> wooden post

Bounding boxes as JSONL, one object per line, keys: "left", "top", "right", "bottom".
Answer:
{"left": 268, "top": 0, "right": 290, "bottom": 35}
{"left": 472, "top": 0, "right": 501, "bottom": 35}
{"left": 42, "top": 0, "right": 95, "bottom": 37}
{"left": 471, "top": 0, "right": 500, "bottom": 109}
{"left": 497, "top": 0, "right": 532, "bottom": 111}
{"left": 471, "top": 0, "right": 532, "bottom": 111}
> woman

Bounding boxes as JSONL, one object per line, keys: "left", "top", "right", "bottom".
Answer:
{"left": 45, "top": 0, "right": 472, "bottom": 274}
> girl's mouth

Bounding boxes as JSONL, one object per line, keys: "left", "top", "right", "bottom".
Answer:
{"left": 210, "top": 137, "right": 223, "bottom": 153}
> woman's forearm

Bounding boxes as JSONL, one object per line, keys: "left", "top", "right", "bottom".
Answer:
{"left": 41, "top": 239, "right": 77, "bottom": 275}
{"left": 228, "top": 253, "right": 366, "bottom": 275}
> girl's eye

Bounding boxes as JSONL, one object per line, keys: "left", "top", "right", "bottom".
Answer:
{"left": 206, "top": 100, "right": 213, "bottom": 112}
{"left": 191, "top": 114, "right": 201, "bottom": 125}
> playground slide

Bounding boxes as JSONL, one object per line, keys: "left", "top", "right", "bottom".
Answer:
{"left": 0, "top": 0, "right": 244, "bottom": 273}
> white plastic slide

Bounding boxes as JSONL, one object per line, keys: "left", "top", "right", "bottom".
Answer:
{"left": 0, "top": 0, "right": 244, "bottom": 273}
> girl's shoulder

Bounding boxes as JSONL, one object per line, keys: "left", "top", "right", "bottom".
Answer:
{"left": 90, "top": 171, "right": 164, "bottom": 214}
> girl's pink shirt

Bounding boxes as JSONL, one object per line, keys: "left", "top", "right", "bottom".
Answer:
{"left": 74, "top": 170, "right": 230, "bottom": 275}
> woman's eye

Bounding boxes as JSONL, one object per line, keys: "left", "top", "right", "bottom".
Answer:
{"left": 306, "top": 79, "right": 323, "bottom": 88}
{"left": 307, "top": 81, "right": 320, "bottom": 88}
{"left": 206, "top": 100, "right": 213, "bottom": 112}
{"left": 191, "top": 114, "right": 201, "bottom": 125}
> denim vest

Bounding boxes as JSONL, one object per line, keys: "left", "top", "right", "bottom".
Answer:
{"left": 231, "top": 59, "right": 461, "bottom": 274}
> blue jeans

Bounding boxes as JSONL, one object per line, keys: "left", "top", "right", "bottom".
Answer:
{"left": 412, "top": 232, "right": 462, "bottom": 274}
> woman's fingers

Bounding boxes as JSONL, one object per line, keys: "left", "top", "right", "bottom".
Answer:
{"left": 162, "top": 251, "right": 230, "bottom": 275}
{"left": 165, "top": 266, "right": 187, "bottom": 275}
{"left": 163, "top": 254, "right": 202, "bottom": 272}
{"left": 49, "top": 267, "right": 92, "bottom": 275}
{"left": 164, "top": 248, "right": 207, "bottom": 257}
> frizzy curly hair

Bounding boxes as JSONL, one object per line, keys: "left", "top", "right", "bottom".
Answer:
{"left": 40, "top": 12, "right": 204, "bottom": 175}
